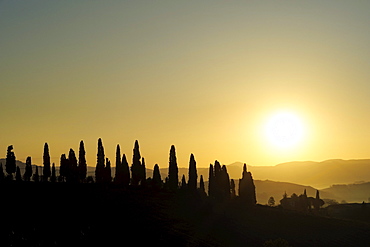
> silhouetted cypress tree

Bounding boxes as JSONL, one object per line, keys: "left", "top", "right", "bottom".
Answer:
{"left": 95, "top": 138, "right": 105, "bottom": 183}
{"left": 24, "top": 156, "right": 33, "bottom": 182}
{"left": 199, "top": 175, "right": 206, "bottom": 196}
{"left": 16, "top": 166, "right": 22, "bottom": 182}
{"left": 51, "top": 163, "right": 56, "bottom": 183}
{"left": 131, "top": 140, "right": 142, "bottom": 187}
{"left": 152, "top": 164, "right": 162, "bottom": 190}
{"left": 314, "top": 190, "right": 324, "bottom": 210}
{"left": 43, "top": 143, "right": 51, "bottom": 182}
{"left": 0, "top": 163, "right": 4, "bottom": 182}
{"left": 188, "top": 153, "right": 197, "bottom": 191}
{"left": 78, "top": 140, "right": 87, "bottom": 182}
{"left": 122, "top": 154, "right": 130, "bottom": 187}
{"left": 6, "top": 145, "right": 16, "bottom": 177}
{"left": 168, "top": 145, "right": 178, "bottom": 191}
{"left": 68, "top": 148, "right": 78, "bottom": 183}
{"left": 208, "top": 164, "right": 214, "bottom": 197}
{"left": 59, "top": 154, "right": 68, "bottom": 181}
{"left": 181, "top": 174, "right": 187, "bottom": 189}
{"left": 221, "top": 165, "right": 231, "bottom": 199}
{"left": 105, "top": 158, "right": 112, "bottom": 183}
{"left": 213, "top": 160, "right": 222, "bottom": 200}
{"left": 141, "top": 157, "right": 147, "bottom": 187}
{"left": 114, "top": 144, "right": 123, "bottom": 184}
{"left": 33, "top": 166, "right": 40, "bottom": 182}
{"left": 238, "top": 163, "right": 256, "bottom": 205}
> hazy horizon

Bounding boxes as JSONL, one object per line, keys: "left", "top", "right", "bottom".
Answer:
{"left": 1, "top": 1, "right": 370, "bottom": 169}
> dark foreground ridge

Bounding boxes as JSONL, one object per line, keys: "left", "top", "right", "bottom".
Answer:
{"left": 1, "top": 182, "right": 370, "bottom": 247}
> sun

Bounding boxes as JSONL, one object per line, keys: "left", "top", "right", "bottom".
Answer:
{"left": 264, "top": 111, "right": 305, "bottom": 149}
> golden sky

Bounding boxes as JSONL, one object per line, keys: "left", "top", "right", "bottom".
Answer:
{"left": 1, "top": 1, "right": 370, "bottom": 168}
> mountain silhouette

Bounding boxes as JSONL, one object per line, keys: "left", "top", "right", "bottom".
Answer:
{"left": 231, "top": 159, "right": 370, "bottom": 188}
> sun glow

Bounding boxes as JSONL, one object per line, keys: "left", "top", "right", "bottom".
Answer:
{"left": 264, "top": 111, "right": 305, "bottom": 149}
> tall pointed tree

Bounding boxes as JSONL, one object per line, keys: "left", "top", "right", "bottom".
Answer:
{"left": 168, "top": 145, "right": 178, "bottom": 191}
{"left": 131, "top": 140, "right": 142, "bottom": 186}
{"left": 238, "top": 163, "right": 257, "bottom": 205}
{"left": 199, "top": 175, "right": 206, "bottom": 196}
{"left": 208, "top": 164, "right": 214, "bottom": 197}
{"left": 152, "top": 164, "right": 162, "bottom": 190}
{"left": 43, "top": 143, "right": 51, "bottom": 182}
{"left": 122, "top": 154, "right": 130, "bottom": 187}
{"left": 188, "top": 153, "right": 197, "bottom": 191}
{"left": 59, "top": 154, "right": 68, "bottom": 181}
{"left": 105, "top": 158, "right": 112, "bottom": 183}
{"left": 24, "top": 156, "right": 33, "bottom": 182}
{"left": 114, "top": 144, "right": 123, "bottom": 184}
{"left": 78, "top": 140, "right": 87, "bottom": 182}
{"left": 314, "top": 190, "right": 325, "bottom": 210}
{"left": 6, "top": 145, "right": 16, "bottom": 177}
{"left": 68, "top": 148, "right": 78, "bottom": 183}
{"left": 181, "top": 174, "right": 187, "bottom": 189}
{"left": 51, "top": 163, "right": 56, "bottom": 183}
{"left": 213, "top": 160, "right": 222, "bottom": 199}
{"left": 95, "top": 138, "right": 105, "bottom": 183}
{"left": 221, "top": 165, "right": 231, "bottom": 199}
{"left": 141, "top": 157, "right": 147, "bottom": 187}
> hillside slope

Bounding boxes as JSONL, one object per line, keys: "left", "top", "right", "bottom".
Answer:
{"left": 1, "top": 183, "right": 369, "bottom": 247}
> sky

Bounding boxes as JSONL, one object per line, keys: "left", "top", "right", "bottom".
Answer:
{"left": 1, "top": 1, "right": 370, "bottom": 169}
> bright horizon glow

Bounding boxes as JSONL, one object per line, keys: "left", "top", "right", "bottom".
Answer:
{"left": 265, "top": 111, "right": 305, "bottom": 150}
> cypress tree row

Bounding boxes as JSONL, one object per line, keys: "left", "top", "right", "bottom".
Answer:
{"left": 188, "top": 153, "right": 197, "bottom": 191}
{"left": 168, "top": 145, "right": 178, "bottom": 191}
{"left": 208, "top": 161, "right": 231, "bottom": 200}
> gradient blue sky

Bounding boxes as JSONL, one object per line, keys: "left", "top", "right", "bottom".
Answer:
{"left": 1, "top": 1, "right": 370, "bottom": 168}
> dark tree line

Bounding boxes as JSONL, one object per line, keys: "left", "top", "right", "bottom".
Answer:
{"left": 1, "top": 140, "right": 257, "bottom": 206}
{"left": 280, "top": 189, "right": 325, "bottom": 212}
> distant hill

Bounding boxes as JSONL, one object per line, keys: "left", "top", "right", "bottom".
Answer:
{"left": 322, "top": 182, "right": 370, "bottom": 203}
{"left": 235, "top": 159, "right": 370, "bottom": 189}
